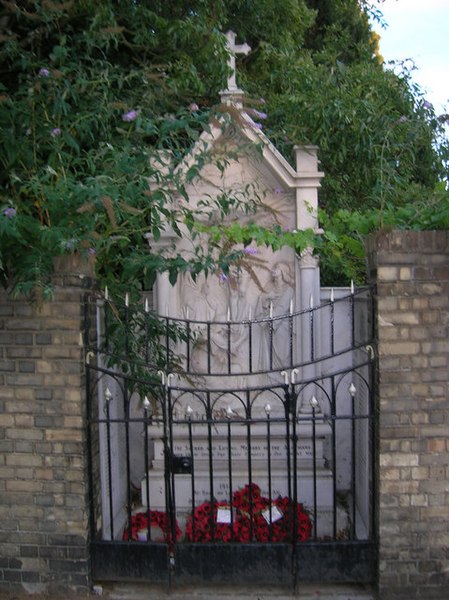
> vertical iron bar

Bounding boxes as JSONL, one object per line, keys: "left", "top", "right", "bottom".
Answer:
{"left": 284, "top": 384, "right": 292, "bottom": 502}
{"left": 104, "top": 296, "right": 110, "bottom": 354}
{"left": 227, "top": 322, "right": 232, "bottom": 374}
{"left": 269, "top": 318, "right": 274, "bottom": 370}
{"left": 124, "top": 300, "right": 130, "bottom": 357}
{"left": 143, "top": 406, "right": 152, "bottom": 541}
{"left": 165, "top": 317, "right": 170, "bottom": 371}
{"left": 105, "top": 397, "right": 114, "bottom": 540}
{"left": 351, "top": 387, "right": 357, "bottom": 539}
{"left": 207, "top": 323, "right": 211, "bottom": 374}
{"left": 227, "top": 418, "right": 234, "bottom": 539}
{"left": 370, "top": 351, "right": 377, "bottom": 542}
{"left": 162, "top": 384, "right": 175, "bottom": 577}
{"left": 291, "top": 385, "right": 299, "bottom": 592}
{"left": 186, "top": 321, "right": 191, "bottom": 372}
{"left": 330, "top": 299, "right": 335, "bottom": 355}
{"left": 311, "top": 405, "right": 318, "bottom": 540}
{"left": 351, "top": 289, "right": 355, "bottom": 348}
{"left": 248, "top": 321, "right": 253, "bottom": 373}
{"left": 246, "top": 390, "right": 254, "bottom": 541}
{"left": 266, "top": 411, "right": 273, "bottom": 541}
{"left": 144, "top": 309, "right": 150, "bottom": 364}
{"left": 168, "top": 388, "right": 178, "bottom": 546}
{"left": 289, "top": 313, "right": 294, "bottom": 367}
{"left": 207, "top": 392, "right": 215, "bottom": 540}
{"left": 187, "top": 415, "right": 196, "bottom": 540}
{"left": 331, "top": 376, "right": 337, "bottom": 539}
{"left": 291, "top": 389, "right": 299, "bottom": 545}
{"left": 310, "top": 306, "right": 315, "bottom": 362}
{"left": 124, "top": 380, "right": 133, "bottom": 541}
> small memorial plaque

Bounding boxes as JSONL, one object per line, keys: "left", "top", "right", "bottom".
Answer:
{"left": 216, "top": 506, "right": 233, "bottom": 524}
{"left": 262, "top": 505, "right": 283, "bottom": 524}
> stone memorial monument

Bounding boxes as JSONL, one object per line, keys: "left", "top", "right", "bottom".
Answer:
{"left": 136, "top": 32, "right": 348, "bottom": 539}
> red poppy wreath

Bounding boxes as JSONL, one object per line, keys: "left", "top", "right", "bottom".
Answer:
{"left": 185, "top": 483, "right": 312, "bottom": 543}
{"left": 122, "top": 510, "right": 182, "bottom": 544}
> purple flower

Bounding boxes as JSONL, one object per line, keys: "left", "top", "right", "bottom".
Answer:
{"left": 252, "top": 110, "right": 267, "bottom": 120}
{"left": 122, "top": 110, "right": 138, "bottom": 122}
{"left": 51, "top": 127, "right": 61, "bottom": 137}
{"left": 243, "top": 247, "right": 258, "bottom": 255}
{"left": 38, "top": 67, "right": 50, "bottom": 78}
{"left": 251, "top": 121, "right": 263, "bottom": 131}
{"left": 218, "top": 273, "right": 228, "bottom": 283}
{"left": 422, "top": 100, "right": 433, "bottom": 111}
{"left": 188, "top": 103, "right": 199, "bottom": 112}
{"left": 3, "top": 207, "right": 16, "bottom": 218}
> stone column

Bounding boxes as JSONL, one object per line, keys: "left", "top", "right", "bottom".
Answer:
{"left": 295, "top": 249, "right": 321, "bottom": 408}
{"left": 145, "top": 229, "right": 178, "bottom": 316}
{"left": 0, "top": 256, "right": 96, "bottom": 595}
{"left": 294, "top": 145, "right": 323, "bottom": 232}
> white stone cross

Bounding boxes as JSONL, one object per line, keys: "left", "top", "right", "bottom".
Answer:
{"left": 223, "top": 30, "right": 251, "bottom": 94}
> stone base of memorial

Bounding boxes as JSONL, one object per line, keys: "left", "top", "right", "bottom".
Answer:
{"left": 140, "top": 421, "right": 349, "bottom": 539}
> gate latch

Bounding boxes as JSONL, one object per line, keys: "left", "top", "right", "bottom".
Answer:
{"left": 171, "top": 454, "right": 193, "bottom": 474}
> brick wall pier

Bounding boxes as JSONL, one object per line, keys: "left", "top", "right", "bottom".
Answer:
{"left": 367, "top": 231, "right": 449, "bottom": 600}
{"left": 0, "top": 262, "right": 95, "bottom": 595}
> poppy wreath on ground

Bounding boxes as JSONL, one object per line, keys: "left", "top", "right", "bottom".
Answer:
{"left": 185, "top": 483, "right": 312, "bottom": 543}
{"left": 122, "top": 510, "right": 182, "bottom": 544}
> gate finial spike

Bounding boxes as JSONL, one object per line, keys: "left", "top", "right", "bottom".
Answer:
{"left": 142, "top": 396, "right": 152, "bottom": 414}
{"left": 157, "top": 370, "right": 166, "bottom": 386}
{"left": 226, "top": 405, "right": 237, "bottom": 419}
{"left": 310, "top": 396, "right": 320, "bottom": 412}
{"left": 349, "top": 382, "right": 357, "bottom": 397}
{"left": 104, "top": 387, "right": 113, "bottom": 403}
{"left": 264, "top": 403, "right": 272, "bottom": 416}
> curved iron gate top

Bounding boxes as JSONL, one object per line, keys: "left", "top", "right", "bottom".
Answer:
{"left": 85, "top": 287, "right": 377, "bottom": 587}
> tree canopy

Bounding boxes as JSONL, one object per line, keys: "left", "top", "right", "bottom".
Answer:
{"left": 0, "top": 0, "right": 447, "bottom": 299}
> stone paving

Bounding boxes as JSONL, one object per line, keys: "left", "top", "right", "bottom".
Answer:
{"left": 99, "top": 582, "right": 378, "bottom": 600}
{"left": 0, "top": 582, "right": 378, "bottom": 600}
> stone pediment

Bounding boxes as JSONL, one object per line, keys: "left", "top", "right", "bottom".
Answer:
{"left": 154, "top": 107, "right": 324, "bottom": 234}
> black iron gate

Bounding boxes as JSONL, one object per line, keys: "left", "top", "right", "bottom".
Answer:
{"left": 85, "top": 287, "right": 377, "bottom": 586}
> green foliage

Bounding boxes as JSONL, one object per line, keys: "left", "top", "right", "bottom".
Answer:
{"left": 318, "top": 183, "right": 449, "bottom": 284}
{"left": 0, "top": 0, "right": 246, "bottom": 301}
{"left": 0, "top": 0, "right": 448, "bottom": 305}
